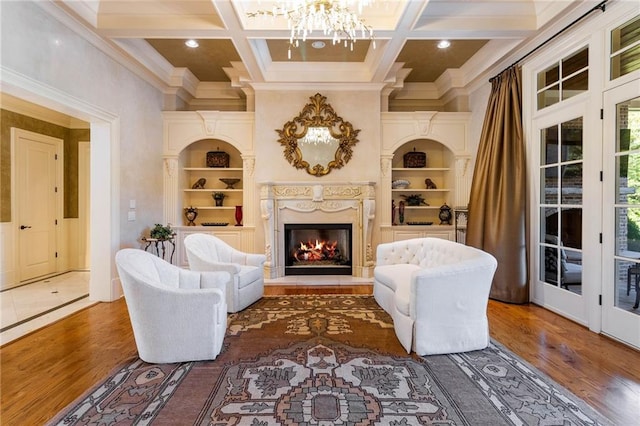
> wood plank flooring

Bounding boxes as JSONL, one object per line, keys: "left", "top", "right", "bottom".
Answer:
{"left": 1, "top": 285, "right": 638, "bottom": 425}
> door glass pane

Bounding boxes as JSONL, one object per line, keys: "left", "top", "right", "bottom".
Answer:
{"left": 539, "top": 117, "right": 584, "bottom": 294}
{"left": 561, "top": 207, "right": 582, "bottom": 250}
{"left": 613, "top": 95, "right": 640, "bottom": 312}
{"left": 562, "top": 47, "right": 588, "bottom": 77}
{"left": 562, "top": 71, "right": 588, "bottom": 100}
{"left": 561, "top": 164, "right": 582, "bottom": 204}
{"left": 538, "top": 84, "right": 559, "bottom": 108}
{"left": 537, "top": 64, "right": 559, "bottom": 89}
{"left": 542, "top": 167, "right": 558, "bottom": 204}
{"left": 540, "top": 207, "right": 559, "bottom": 242}
{"left": 611, "top": 16, "right": 640, "bottom": 80}
{"left": 541, "top": 125, "right": 558, "bottom": 165}
{"left": 541, "top": 245, "right": 561, "bottom": 287}
{"left": 561, "top": 118, "right": 583, "bottom": 161}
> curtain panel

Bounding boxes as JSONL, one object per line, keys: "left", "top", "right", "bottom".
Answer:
{"left": 467, "top": 66, "right": 528, "bottom": 303}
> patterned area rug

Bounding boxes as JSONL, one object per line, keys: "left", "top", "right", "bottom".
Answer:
{"left": 48, "top": 295, "right": 612, "bottom": 425}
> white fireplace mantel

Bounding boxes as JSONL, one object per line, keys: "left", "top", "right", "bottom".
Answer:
{"left": 260, "top": 182, "right": 376, "bottom": 279}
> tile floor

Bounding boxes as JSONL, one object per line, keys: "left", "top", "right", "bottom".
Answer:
{"left": 0, "top": 271, "right": 95, "bottom": 345}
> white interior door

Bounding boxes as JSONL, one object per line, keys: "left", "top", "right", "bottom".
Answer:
{"left": 14, "top": 129, "right": 62, "bottom": 282}
{"left": 602, "top": 79, "right": 640, "bottom": 349}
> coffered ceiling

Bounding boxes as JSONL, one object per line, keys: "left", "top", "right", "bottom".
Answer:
{"left": 57, "top": 0, "right": 585, "bottom": 108}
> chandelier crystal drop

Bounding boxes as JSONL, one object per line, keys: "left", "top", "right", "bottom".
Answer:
{"left": 300, "top": 126, "right": 339, "bottom": 145}
{"left": 247, "top": 0, "right": 376, "bottom": 58}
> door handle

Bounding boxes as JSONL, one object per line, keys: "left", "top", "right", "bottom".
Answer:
{"left": 20, "top": 225, "right": 32, "bottom": 230}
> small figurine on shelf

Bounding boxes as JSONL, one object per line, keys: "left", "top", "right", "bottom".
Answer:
{"left": 425, "top": 178, "right": 437, "bottom": 189}
{"left": 192, "top": 178, "right": 206, "bottom": 189}
{"left": 213, "top": 192, "right": 226, "bottom": 206}
{"left": 184, "top": 206, "right": 198, "bottom": 226}
{"left": 399, "top": 201, "right": 405, "bottom": 225}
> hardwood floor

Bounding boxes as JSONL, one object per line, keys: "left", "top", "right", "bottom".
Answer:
{"left": 1, "top": 285, "right": 639, "bottom": 425}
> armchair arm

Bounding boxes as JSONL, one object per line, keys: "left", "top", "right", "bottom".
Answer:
{"left": 409, "top": 254, "right": 497, "bottom": 355}
{"left": 190, "top": 257, "right": 241, "bottom": 276}
{"left": 244, "top": 253, "right": 267, "bottom": 267}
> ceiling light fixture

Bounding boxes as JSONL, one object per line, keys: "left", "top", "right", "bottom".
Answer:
{"left": 185, "top": 39, "right": 199, "bottom": 48}
{"left": 247, "top": 0, "right": 376, "bottom": 59}
{"left": 437, "top": 40, "right": 451, "bottom": 49}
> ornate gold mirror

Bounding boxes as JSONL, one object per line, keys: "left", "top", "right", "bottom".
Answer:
{"left": 276, "top": 93, "right": 360, "bottom": 176}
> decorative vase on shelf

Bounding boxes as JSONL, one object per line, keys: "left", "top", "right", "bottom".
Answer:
{"left": 235, "top": 205, "right": 243, "bottom": 226}
{"left": 213, "top": 192, "right": 225, "bottom": 207}
{"left": 184, "top": 206, "right": 198, "bottom": 226}
{"left": 439, "top": 203, "right": 452, "bottom": 225}
{"left": 391, "top": 200, "right": 396, "bottom": 225}
{"left": 399, "top": 201, "right": 405, "bottom": 225}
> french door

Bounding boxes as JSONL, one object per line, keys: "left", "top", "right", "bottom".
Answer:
{"left": 602, "top": 79, "right": 640, "bottom": 349}
{"left": 534, "top": 104, "right": 590, "bottom": 325}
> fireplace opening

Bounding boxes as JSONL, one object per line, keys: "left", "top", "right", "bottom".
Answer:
{"left": 284, "top": 223, "right": 352, "bottom": 275}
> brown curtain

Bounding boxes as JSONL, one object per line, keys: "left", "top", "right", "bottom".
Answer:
{"left": 467, "top": 66, "right": 528, "bottom": 303}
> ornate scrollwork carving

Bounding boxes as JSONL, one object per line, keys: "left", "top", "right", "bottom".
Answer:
{"left": 276, "top": 93, "right": 360, "bottom": 177}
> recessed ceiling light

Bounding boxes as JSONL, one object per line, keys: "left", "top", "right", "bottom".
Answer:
{"left": 311, "top": 41, "right": 326, "bottom": 49}
{"left": 437, "top": 40, "right": 451, "bottom": 49}
{"left": 185, "top": 39, "right": 199, "bottom": 48}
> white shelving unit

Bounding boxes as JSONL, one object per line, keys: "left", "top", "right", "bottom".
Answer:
{"left": 391, "top": 141, "right": 454, "bottom": 226}
{"left": 180, "top": 142, "right": 243, "bottom": 226}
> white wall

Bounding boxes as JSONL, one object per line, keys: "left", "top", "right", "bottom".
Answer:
{"left": 1, "top": 1, "right": 164, "bottom": 300}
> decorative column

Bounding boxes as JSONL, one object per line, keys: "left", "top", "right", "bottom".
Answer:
{"left": 163, "top": 156, "right": 179, "bottom": 227}
{"left": 455, "top": 156, "right": 471, "bottom": 207}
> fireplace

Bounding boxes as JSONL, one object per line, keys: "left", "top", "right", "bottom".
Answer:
{"left": 260, "top": 182, "right": 375, "bottom": 279}
{"left": 284, "top": 223, "right": 352, "bottom": 275}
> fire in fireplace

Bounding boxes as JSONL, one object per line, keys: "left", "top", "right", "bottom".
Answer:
{"left": 284, "top": 223, "right": 352, "bottom": 275}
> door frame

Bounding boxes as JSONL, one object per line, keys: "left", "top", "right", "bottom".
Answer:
{"left": 78, "top": 141, "right": 90, "bottom": 270}
{"left": 3, "top": 67, "right": 120, "bottom": 302}
{"left": 11, "top": 128, "right": 64, "bottom": 282}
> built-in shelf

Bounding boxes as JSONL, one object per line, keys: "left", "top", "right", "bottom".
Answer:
{"left": 180, "top": 141, "right": 244, "bottom": 226}
{"left": 391, "top": 140, "right": 455, "bottom": 228}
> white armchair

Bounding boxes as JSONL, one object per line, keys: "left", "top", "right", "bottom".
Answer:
{"left": 183, "top": 233, "right": 266, "bottom": 313}
{"left": 374, "top": 238, "right": 498, "bottom": 356}
{"left": 115, "top": 248, "right": 229, "bottom": 363}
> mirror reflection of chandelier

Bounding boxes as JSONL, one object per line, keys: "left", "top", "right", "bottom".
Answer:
{"left": 301, "top": 126, "right": 339, "bottom": 145}
{"left": 247, "top": 0, "right": 376, "bottom": 58}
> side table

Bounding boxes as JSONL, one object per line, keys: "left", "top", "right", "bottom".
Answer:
{"left": 141, "top": 237, "right": 176, "bottom": 264}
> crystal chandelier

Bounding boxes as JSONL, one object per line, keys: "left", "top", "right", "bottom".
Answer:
{"left": 247, "top": 0, "right": 376, "bottom": 59}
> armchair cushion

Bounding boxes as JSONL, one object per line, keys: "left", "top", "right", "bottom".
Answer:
{"left": 115, "top": 248, "right": 229, "bottom": 363}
